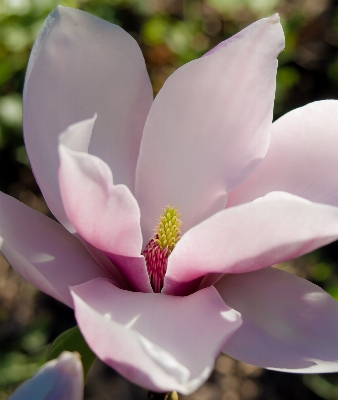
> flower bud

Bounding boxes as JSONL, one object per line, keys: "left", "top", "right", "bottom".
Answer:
{"left": 8, "top": 352, "right": 83, "bottom": 400}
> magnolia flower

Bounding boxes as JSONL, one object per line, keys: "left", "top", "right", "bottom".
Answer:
{"left": 8, "top": 352, "right": 83, "bottom": 400}
{"left": 2, "top": 5, "right": 338, "bottom": 395}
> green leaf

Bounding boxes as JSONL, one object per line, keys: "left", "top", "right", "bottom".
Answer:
{"left": 46, "top": 326, "right": 96, "bottom": 379}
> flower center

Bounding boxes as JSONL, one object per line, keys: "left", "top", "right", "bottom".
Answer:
{"left": 142, "top": 205, "right": 182, "bottom": 293}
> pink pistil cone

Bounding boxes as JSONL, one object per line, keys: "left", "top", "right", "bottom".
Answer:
{"left": 142, "top": 236, "right": 170, "bottom": 293}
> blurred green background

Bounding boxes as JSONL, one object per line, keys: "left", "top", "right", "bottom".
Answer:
{"left": 1, "top": 0, "right": 338, "bottom": 399}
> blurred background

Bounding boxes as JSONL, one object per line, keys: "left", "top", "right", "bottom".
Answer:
{"left": 1, "top": 0, "right": 338, "bottom": 399}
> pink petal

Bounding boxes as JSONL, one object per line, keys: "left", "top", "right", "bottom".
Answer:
{"left": 216, "top": 267, "right": 338, "bottom": 372}
{"left": 23, "top": 6, "right": 152, "bottom": 228}
{"left": 58, "top": 122, "right": 152, "bottom": 293}
{"left": 71, "top": 278, "right": 241, "bottom": 394}
{"left": 0, "top": 192, "right": 109, "bottom": 307}
{"left": 56, "top": 117, "right": 128, "bottom": 286}
{"left": 9, "top": 352, "right": 83, "bottom": 400}
{"left": 163, "top": 192, "right": 338, "bottom": 295}
{"left": 78, "top": 238, "right": 130, "bottom": 290}
{"left": 136, "top": 15, "right": 284, "bottom": 243}
{"left": 228, "top": 100, "right": 338, "bottom": 207}
{"left": 106, "top": 253, "right": 152, "bottom": 293}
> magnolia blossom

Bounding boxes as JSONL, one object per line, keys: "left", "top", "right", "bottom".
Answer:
{"left": 2, "top": 6, "right": 338, "bottom": 395}
{"left": 8, "top": 352, "right": 83, "bottom": 400}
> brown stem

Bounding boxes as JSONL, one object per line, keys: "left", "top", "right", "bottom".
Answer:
{"left": 147, "top": 391, "right": 178, "bottom": 400}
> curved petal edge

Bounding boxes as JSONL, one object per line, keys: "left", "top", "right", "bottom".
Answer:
{"left": 71, "top": 278, "right": 241, "bottom": 394}
{"left": 0, "top": 191, "right": 108, "bottom": 307}
{"left": 163, "top": 192, "right": 338, "bottom": 295}
{"left": 216, "top": 267, "right": 338, "bottom": 373}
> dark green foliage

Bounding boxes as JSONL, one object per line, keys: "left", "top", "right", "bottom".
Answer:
{"left": 46, "top": 325, "right": 96, "bottom": 379}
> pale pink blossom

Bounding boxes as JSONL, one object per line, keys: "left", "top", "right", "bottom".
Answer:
{"left": 8, "top": 352, "right": 83, "bottom": 400}
{"left": 2, "top": 6, "right": 338, "bottom": 395}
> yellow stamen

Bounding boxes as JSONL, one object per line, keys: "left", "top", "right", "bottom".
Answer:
{"left": 154, "top": 205, "right": 182, "bottom": 253}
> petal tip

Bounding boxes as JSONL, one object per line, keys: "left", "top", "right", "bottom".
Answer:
{"left": 268, "top": 13, "right": 280, "bottom": 24}
{"left": 58, "top": 351, "right": 82, "bottom": 377}
{"left": 55, "top": 4, "right": 69, "bottom": 13}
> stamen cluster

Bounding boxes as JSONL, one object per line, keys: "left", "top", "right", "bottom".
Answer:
{"left": 154, "top": 206, "right": 182, "bottom": 252}
{"left": 142, "top": 206, "right": 182, "bottom": 293}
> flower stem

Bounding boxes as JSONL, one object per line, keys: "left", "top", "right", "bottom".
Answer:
{"left": 147, "top": 391, "right": 178, "bottom": 400}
